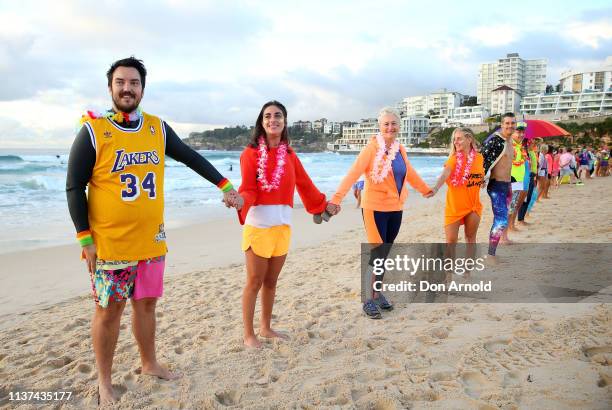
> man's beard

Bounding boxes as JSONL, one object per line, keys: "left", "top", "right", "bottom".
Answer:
{"left": 112, "top": 92, "right": 141, "bottom": 113}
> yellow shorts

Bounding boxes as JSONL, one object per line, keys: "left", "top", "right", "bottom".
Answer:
{"left": 241, "top": 224, "right": 291, "bottom": 258}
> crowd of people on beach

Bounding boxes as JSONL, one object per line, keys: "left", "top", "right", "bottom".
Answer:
{"left": 66, "top": 57, "right": 609, "bottom": 405}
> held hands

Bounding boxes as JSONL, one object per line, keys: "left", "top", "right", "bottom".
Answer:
{"left": 423, "top": 188, "right": 436, "bottom": 198}
{"left": 82, "top": 243, "right": 97, "bottom": 274}
{"left": 223, "top": 189, "right": 244, "bottom": 210}
{"left": 313, "top": 202, "right": 341, "bottom": 224}
{"left": 326, "top": 202, "right": 341, "bottom": 216}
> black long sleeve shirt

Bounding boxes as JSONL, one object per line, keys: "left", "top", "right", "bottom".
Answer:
{"left": 66, "top": 118, "right": 226, "bottom": 233}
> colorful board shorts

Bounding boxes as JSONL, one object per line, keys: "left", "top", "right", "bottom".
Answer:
{"left": 242, "top": 224, "right": 291, "bottom": 258}
{"left": 90, "top": 256, "right": 165, "bottom": 308}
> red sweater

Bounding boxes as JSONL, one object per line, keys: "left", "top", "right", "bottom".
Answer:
{"left": 238, "top": 146, "right": 327, "bottom": 224}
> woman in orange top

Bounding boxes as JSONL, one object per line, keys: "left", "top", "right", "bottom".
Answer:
{"left": 431, "top": 127, "right": 484, "bottom": 244}
{"left": 329, "top": 107, "right": 433, "bottom": 319}
{"left": 235, "top": 101, "right": 331, "bottom": 348}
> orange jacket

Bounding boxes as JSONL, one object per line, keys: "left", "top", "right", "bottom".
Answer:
{"left": 330, "top": 137, "right": 431, "bottom": 211}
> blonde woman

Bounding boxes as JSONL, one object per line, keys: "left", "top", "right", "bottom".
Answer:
{"left": 431, "top": 128, "right": 485, "bottom": 244}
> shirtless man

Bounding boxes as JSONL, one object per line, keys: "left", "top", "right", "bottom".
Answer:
{"left": 481, "top": 112, "right": 516, "bottom": 260}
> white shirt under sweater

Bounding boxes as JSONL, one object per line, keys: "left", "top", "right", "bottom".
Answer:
{"left": 244, "top": 204, "right": 292, "bottom": 228}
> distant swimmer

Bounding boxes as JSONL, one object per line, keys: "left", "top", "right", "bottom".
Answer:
{"left": 229, "top": 164, "right": 233, "bottom": 171}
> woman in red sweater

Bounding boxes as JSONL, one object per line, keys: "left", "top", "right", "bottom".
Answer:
{"left": 237, "top": 101, "right": 333, "bottom": 348}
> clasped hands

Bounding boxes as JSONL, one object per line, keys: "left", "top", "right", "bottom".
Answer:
{"left": 222, "top": 189, "right": 244, "bottom": 210}
{"left": 314, "top": 202, "right": 341, "bottom": 224}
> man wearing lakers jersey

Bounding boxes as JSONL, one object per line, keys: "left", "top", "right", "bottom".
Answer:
{"left": 66, "top": 57, "right": 242, "bottom": 405}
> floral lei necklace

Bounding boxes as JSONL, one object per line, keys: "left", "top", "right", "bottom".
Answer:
{"left": 79, "top": 107, "right": 143, "bottom": 127}
{"left": 257, "top": 136, "right": 288, "bottom": 192}
{"left": 370, "top": 133, "right": 400, "bottom": 184}
{"left": 512, "top": 140, "right": 527, "bottom": 167}
{"left": 450, "top": 149, "right": 476, "bottom": 187}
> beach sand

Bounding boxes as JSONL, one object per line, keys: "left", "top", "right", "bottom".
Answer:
{"left": 0, "top": 177, "right": 610, "bottom": 409}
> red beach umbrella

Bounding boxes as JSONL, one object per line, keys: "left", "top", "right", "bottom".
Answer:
{"left": 524, "top": 119, "right": 570, "bottom": 139}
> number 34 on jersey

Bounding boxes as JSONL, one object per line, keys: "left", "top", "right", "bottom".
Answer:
{"left": 111, "top": 149, "right": 160, "bottom": 202}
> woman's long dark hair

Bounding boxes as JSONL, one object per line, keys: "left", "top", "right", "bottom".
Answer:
{"left": 249, "top": 100, "right": 291, "bottom": 149}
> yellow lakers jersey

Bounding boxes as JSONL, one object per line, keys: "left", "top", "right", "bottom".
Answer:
{"left": 85, "top": 112, "right": 167, "bottom": 260}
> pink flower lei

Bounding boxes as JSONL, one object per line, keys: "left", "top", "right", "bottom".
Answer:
{"left": 450, "top": 149, "right": 476, "bottom": 187}
{"left": 370, "top": 133, "right": 400, "bottom": 184}
{"left": 257, "top": 136, "right": 288, "bottom": 192}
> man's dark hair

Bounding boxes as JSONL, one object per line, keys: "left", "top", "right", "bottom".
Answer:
{"left": 502, "top": 112, "right": 515, "bottom": 121}
{"left": 107, "top": 57, "right": 147, "bottom": 88}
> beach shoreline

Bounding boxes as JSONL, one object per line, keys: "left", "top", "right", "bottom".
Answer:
{"left": 0, "top": 177, "right": 610, "bottom": 409}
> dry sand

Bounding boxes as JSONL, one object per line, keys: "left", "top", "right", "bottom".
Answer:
{"left": 0, "top": 177, "right": 610, "bottom": 409}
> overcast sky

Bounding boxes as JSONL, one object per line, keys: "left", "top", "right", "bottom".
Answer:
{"left": 1, "top": 0, "right": 611, "bottom": 148}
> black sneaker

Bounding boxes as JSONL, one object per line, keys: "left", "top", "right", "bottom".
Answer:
{"left": 362, "top": 299, "right": 382, "bottom": 319}
{"left": 374, "top": 292, "right": 394, "bottom": 311}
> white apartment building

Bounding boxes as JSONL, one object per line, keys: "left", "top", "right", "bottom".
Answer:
{"left": 333, "top": 117, "right": 429, "bottom": 151}
{"left": 521, "top": 90, "right": 612, "bottom": 115}
{"left": 448, "top": 105, "right": 490, "bottom": 126}
{"left": 400, "top": 117, "right": 430, "bottom": 145}
{"left": 398, "top": 95, "right": 427, "bottom": 117}
{"left": 478, "top": 53, "right": 547, "bottom": 111}
{"left": 559, "top": 56, "right": 612, "bottom": 93}
{"left": 323, "top": 121, "right": 342, "bottom": 134}
{"left": 490, "top": 85, "right": 521, "bottom": 115}
{"left": 292, "top": 120, "right": 312, "bottom": 132}
{"left": 313, "top": 118, "right": 327, "bottom": 133}
{"left": 398, "top": 89, "right": 464, "bottom": 117}
{"left": 335, "top": 118, "right": 379, "bottom": 150}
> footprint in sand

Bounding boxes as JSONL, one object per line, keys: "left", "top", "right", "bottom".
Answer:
{"left": 582, "top": 344, "right": 612, "bottom": 365}
{"left": 460, "top": 371, "right": 493, "bottom": 399}
{"left": 597, "top": 370, "right": 611, "bottom": 387}
{"left": 215, "top": 390, "right": 241, "bottom": 406}
{"left": 47, "top": 356, "right": 73, "bottom": 369}
{"left": 484, "top": 337, "right": 512, "bottom": 353}
{"left": 77, "top": 363, "right": 92, "bottom": 374}
{"left": 502, "top": 371, "right": 523, "bottom": 387}
{"left": 462, "top": 308, "right": 610, "bottom": 375}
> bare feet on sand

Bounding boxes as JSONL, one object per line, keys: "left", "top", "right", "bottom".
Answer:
{"left": 517, "top": 221, "right": 531, "bottom": 226}
{"left": 141, "top": 363, "right": 181, "bottom": 380}
{"left": 259, "top": 328, "right": 289, "bottom": 340}
{"left": 244, "top": 335, "right": 263, "bottom": 348}
{"left": 98, "top": 383, "right": 116, "bottom": 406}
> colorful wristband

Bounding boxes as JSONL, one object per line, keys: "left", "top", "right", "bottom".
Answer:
{"left": 217, "top": 178, "right": 234, "bottom": 193}
{"left": 76, "top": 230, "right": 94, "bottom": 247}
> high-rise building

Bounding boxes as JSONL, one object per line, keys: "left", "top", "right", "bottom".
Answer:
{"left": 478, "top": 53, "right": 547, "bottom": 111}
{"left": 398, "top": 89, "right": 464, "bottom": 117}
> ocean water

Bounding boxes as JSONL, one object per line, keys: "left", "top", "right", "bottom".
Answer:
{"left": 0, "top": 149, "right": 446, "bottom": 254}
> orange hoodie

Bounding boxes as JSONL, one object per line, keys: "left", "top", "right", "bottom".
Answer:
{"left": 330, "top": 137, "right": 431, "bottom": 211}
